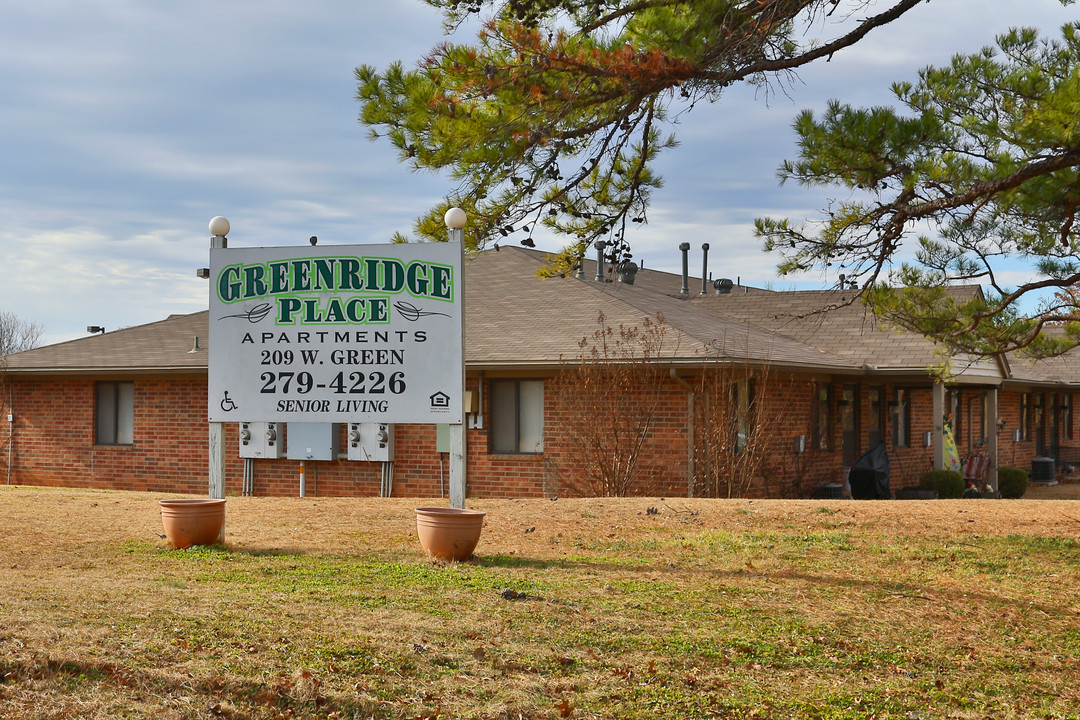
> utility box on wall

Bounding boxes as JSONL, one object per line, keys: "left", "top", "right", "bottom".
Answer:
{"left": 239, "top": 421, "right": 284, "bottom": 458}
{"left": 286, "top": 423, "right": 339, "bottom": 461}
{"left": 347, "top": 422, "right": 395, "bottom": 462}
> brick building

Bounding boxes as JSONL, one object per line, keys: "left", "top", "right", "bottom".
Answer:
{"left": 2, "top": 246, "right": 1078, "bottom": 498}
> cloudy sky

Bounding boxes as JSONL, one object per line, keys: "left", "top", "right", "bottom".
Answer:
{"left": 1, "top": 1, "right": 1076, "bottom": 344}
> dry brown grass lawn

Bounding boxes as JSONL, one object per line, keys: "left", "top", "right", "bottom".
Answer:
{"left": 1, "top": 484, "right": 1079, "bottom": 719}
{"left": 7, "top": 483, "right": 1079, "bottom": 557}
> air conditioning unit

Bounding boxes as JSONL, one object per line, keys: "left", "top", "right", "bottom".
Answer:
{"left": 239, "top": 421, "right": 284, "bottom": 458}
{"left": 1031, "top": 457, "right": 1056, "bottom": 483}
{"left": 347, "top": 422, "right": 395, "bottom": 462}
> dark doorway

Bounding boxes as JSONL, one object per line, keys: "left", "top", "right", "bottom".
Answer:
{"left": 868, "top": 386, "right": 883, "bottom": 448}
{"left": 1035, "top": 393, "right": 1047, "bottom": 457}
{"left": 841, "top": 384, "right": 860, "bottom": 466}
{"left": 1049, "top": 394, "right": 1061, "bottom": 461}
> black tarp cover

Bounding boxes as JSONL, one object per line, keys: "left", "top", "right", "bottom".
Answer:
{"left": 848, "top": 442, "right": 891, "bottom": 499}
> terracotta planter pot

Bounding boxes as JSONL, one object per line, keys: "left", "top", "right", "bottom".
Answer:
{"left": 159, "top": 498, "right": 226, "bottom": 549}
{"left": 415, "top": 507, "right": 486, "bottom": 561}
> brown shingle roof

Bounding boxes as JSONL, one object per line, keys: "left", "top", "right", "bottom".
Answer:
{"left": 4, "top": 246, "right": 1077, "bottom": 387}
{"left": 2, "top": 248, "right": 847, "bottom": 374}
{"left": 1005, "top": 326, "right": 1080, "bottom": 386}
{"left": 3, "top": 311, "right": 209, "bottom": 374}
{"left": 463, "top": 247, "right": 852, "bottom": 370}
{"left": 693, "top": 288, "right": 1004, "bottom": 378}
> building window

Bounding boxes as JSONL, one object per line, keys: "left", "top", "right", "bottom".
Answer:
{"left": 811, "top": 383, "right": 831, "bottom": 450}
{"left": 733, "top": 379, "right": 755, "bottom": 452}
{"left": 95, "top": 381, "right": 134, "bottom": 445}
{"left": 490, "top": 379, "right": 544, "bottom": 453}
{"left": 892, "top": 388, "right": 911, "bottom": 448}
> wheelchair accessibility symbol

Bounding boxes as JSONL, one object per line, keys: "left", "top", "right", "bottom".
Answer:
{"left": 220, "top": 391, "right": 238, "bottom": 412}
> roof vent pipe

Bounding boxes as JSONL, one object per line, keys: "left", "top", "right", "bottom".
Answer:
{"left": 574, "top": 248, "right": 585, "bottom": 279}
{"left": 679, "top": 242, "right": 691, "bottom": 295}
{"left": 701, "top": 243, "right": 710, "bottom": 295}
{"left": 594, "top": 240, "right": 607, "bottom": 282}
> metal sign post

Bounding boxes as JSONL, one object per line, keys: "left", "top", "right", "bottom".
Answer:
{"left": 444, "top": 208, "right": 467, "bottom": 509}
{"left": 208, "top": 217, "right": 230, "bottom": 544}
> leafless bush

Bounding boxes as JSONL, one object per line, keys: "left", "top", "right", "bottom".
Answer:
{"left": 690, "top": 361, "right": 789, "bottom": 498}
{"left": 0, "top": 310, "right": 43, "bottom": 355}
{"left": 549, "top": 312, "right": 672, "bottom": 497}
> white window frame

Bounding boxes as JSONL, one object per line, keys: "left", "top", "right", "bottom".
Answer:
{"left": 489, "top": 379, "right": 544, "bottom": 454}
{"left": 95, "top": 381, "right": 134, "bottom": 445}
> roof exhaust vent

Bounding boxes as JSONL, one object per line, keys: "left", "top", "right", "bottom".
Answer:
{"left": 701, "top": 243, "right": 710, "bottom": 295}
{"left": 617, "top": 261, "right": 638, "bottom": 285}
{"left": 594, "top": 240, "right": 607, "bottom": 282}
{"left": 189, "top": 335, "right": 203, "bottom": 353}
{"left": 574, "top": 248, "right": 585, "bottom": 279}
{"left": 714, "top": 278, "right": 734, "bottom": 294}
{"left": 679, "top": 242, "right": 691, "bottom": 295}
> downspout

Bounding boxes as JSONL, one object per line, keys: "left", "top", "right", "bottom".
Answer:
{"left": 932, "top": 382, "right": 945, "bottom": 471}
{"left": 987, "top": 387, "right": 999, "bottom": 492}
{"left": 6, "top": 378, "right": 12, "bottom": 485}
{"left": 670, "top": 368, "right": 695, "bottom": 497}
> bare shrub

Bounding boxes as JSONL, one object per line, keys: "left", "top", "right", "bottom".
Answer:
{"left": 692, "top": 364, "right": 767, "bottom": 498}
{"left": 549, "top": 312, "right": 673, "bottom": 497}
{"left": 0, "top": 310, "right": 44, "bottom": 355}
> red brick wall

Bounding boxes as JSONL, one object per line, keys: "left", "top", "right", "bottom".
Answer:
{"left": 1, "top": 373, "right": 1074, "bottom": 498}
{"left": 536, "top": 373, "right": 692, "bottom": 498}
{"left": 3, "top": 376, "right": 209, "bottom": 493}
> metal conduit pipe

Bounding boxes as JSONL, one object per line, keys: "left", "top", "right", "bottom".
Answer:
{"left": 6, "top": 381, "right": 13, "bottom": 486}
{"left": 701, "top": 243, "right": 710, "bottom": 295}
{"left": 381, "top": 460, "right": 394, "bottom": 497}
{"left": 679, "top": 242, "right": 691, "bottom": 295}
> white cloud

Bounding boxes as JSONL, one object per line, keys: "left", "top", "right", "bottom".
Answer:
{"left": 0, "top": 0, "right": 1073, "bottom": 343}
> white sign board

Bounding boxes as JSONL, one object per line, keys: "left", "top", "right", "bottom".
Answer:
{"left": 208, "top": 242, "right": 463, "bottom": 424}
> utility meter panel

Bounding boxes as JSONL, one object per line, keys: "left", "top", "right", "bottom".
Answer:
{"left": 347, "top": 422, "right": 395, "bottom": 462}
{"left": 239, "top": 421, "right": 284, "bottom": 458}
{"left": 286, "top": 423, "right": 339, "bottom": 461}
